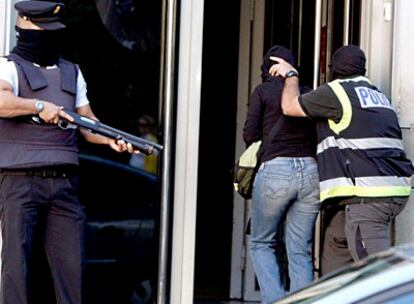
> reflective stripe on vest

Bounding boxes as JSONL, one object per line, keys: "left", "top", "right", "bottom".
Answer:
{"left": 327, "top": 80, "right": 352, "bottom": 134}
{"left": 327, "top": 77, "right": 373, "bottom": 135}
{"left": 317, "top": 136, "right": 404, "bottom": 155}
{"left": 320, "top": 176, "right": 412, "bottom": 201}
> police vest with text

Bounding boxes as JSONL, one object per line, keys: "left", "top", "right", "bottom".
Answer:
{"left": 316, "top": 76, "right": 414, "bottom": 202}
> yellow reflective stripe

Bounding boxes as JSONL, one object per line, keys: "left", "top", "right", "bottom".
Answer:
{"left": 320, "top": 186, "right": 412, "bottom": 202}
{"left": 327, "top": 80, "right": 352, "bottom": 134}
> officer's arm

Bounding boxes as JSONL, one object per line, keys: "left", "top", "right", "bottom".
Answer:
{"left": 76, "top": 104, "right": 114, "bottom": 144}
{"left": 0, "top": 79, "right": 69, "bottom": 123}
{"left": 280, "top": 77, "right": 306, "bottom": 117}
{"left": 268, "top": 57, "right": 307, "bottom": 117}
{"left": 76, "top": 104, "right": 133, "bottom": 153}
{"left": 0, "top": 79, "right": 38, "bottom": 117}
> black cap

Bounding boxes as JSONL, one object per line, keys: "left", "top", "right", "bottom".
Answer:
{"left": 15, "top": 1, "right": 65, "bottom": 30}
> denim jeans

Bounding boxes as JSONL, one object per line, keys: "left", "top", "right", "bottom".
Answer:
{"left": 250, "top": 157, "right": 320, "bottom": 304}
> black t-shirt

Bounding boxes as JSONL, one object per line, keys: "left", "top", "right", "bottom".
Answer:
{"left": 243, "top": 78, "right": 316, "bottom": 162}
{"left": 298, "top": 84, "right": 343, "bottom": 123}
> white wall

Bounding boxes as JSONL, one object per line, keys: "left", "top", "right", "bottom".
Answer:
{"left": 360, "top": 0, "right": 414, "bottom": 245}
{"left": 0, "top": 0, "right": 17, "bottom": 56}
{"left": 360, "top": 0, "right": 394, "bottom": 98}
{"left": 392, "top": 0, "right": 414, "bottom": 245}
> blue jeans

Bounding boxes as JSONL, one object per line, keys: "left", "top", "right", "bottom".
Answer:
{"left": 250, "top": 157, "right": 320, "bottom": 304}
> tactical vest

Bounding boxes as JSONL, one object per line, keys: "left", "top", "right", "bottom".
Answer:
{"left": 316, "top": 76, "right": 414, "bottom": 202}
{"left": 0, "top": 54, "right": 79, "bottom": 169}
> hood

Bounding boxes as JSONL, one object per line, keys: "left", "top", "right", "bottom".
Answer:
{"left": 261, "top": 45, "right": 295, "bottom": 82}
{"left": 331, "top": 45, "right": 366, "bottom": 79}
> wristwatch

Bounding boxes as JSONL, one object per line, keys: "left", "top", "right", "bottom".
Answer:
{"left": 286, "top": 70, "right": 299, "bottom": 78}
{"left": 34, "top": 99, "right": 45, "bottom": 113}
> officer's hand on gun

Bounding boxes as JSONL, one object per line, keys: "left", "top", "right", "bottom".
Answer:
{"left": 38, "top": 101, "right": 74, "bottom": 125}
{"left": 108, "top": 139, "right": 137, "bottom": 154}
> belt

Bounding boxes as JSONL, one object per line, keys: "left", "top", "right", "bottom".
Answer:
{"left": 0, "top": 166, "right": 78, "bottom": 178}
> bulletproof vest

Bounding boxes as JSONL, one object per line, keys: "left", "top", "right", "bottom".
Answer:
{"left": 316, "top": 76, "right": 414, "bottom": 202}
{"left": 0, "top": 54, "right": 79, "bottom": 168}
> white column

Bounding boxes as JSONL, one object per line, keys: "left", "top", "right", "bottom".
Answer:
{"left": 230, "top": 0, "right": 252, "bottom": 299}
{"left": 170, "top": 0, "right": 205, "bottom": 303}
{"left": 391, "top": 0, "right": 414, "bottom": 245}
{"left": 0, "top": 0, "right": 17, "bottom": 56}
{"left": 343, "top": 0, "right": 350, "bottom": 45}
{"left": 0, "top": 0, "right": 11, "bottom": 55}
{"left": 313, "top": 0, "right": 322, "bottom": 89}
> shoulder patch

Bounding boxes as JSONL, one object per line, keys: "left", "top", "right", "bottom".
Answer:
{"left": 354, "top": 86, "right": 393, "bottom": 110}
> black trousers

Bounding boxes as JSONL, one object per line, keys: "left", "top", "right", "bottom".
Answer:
{"left": 320, "top": 198, "right": 407, "bottom": 276}
{"left": 0, "top": 173, "right": 85, "bottom": 304}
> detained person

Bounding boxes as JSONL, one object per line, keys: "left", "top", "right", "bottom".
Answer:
{"left": 0, "top": 1, "right": 137, "bottom": 303}
{"left": 270, "top": 45, "right": 414, "bottom": 275}
{"left": 243, "top": 45, "right": 320, "bottom": 304}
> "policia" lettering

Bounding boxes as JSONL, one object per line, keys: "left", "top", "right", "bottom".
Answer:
{"left": 354, "top": 87, "right": 393, "bottom": 110}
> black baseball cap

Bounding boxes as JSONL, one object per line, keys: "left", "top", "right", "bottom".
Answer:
{"left": 15, "top": 1, "right": 65, "bottom": 30}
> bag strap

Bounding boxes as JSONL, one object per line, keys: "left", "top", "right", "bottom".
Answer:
{"left": 257, "top": 113, "right": 286, "bottom": 163}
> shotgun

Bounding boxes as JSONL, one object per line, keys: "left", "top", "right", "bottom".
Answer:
{"left": 37, "top": 110, "right": 164, "bottom": 155}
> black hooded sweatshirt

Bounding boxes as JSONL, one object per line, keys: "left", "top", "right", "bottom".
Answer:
{"left": 243, "top": 46, "right": 316, "bottom": 162}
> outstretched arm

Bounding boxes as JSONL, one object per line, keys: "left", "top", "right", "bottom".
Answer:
{"left": 268, "top": 56, "right": 306, "bottom": 117}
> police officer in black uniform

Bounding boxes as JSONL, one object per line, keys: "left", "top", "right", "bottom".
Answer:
{"left": 0, "top": 2, "right": 135, "bottom": 303}
{"left": 268, "top": 45, "right": 414, "bottom": 274}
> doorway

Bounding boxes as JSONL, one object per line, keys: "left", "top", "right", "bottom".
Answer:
{"left": 230, "top": 0, "right": 362, "bottom": 301}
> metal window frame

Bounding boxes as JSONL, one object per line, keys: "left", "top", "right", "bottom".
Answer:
{"left": 391, "top": 0, "right": 414, "bottom": 246}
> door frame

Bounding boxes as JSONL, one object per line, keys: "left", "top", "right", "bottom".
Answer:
{"left": 230, "top": 0, "right": 264, "bottom": 301}
{"left": 169, "top": 0, "right": 205, "bottom": 303}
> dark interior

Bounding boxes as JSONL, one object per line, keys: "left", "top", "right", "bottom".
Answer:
{"left": 194, "top": 0, "right": 241, "bottom": 300}
{"left": 264, "top": 0, "right": 316, "bottom": 88}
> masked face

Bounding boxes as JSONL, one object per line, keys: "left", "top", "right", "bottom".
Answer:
{"left": 13, "top": 26, "right": 63, "bottom": 66}
{"left": 330, "top": 45, "right": 366, "bottom": 79}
